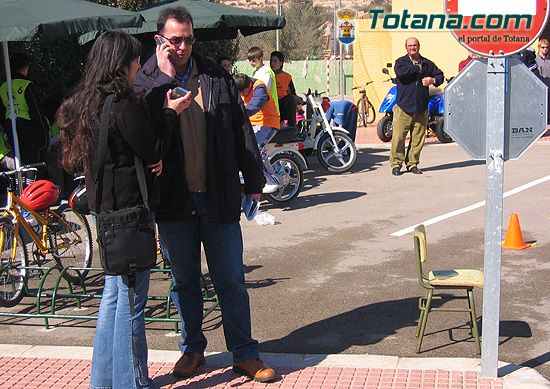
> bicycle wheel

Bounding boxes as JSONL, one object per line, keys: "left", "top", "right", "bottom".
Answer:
{"left": 0, "top": 220, "right": 28, "bottom": 307}
{"left": 365, "top": 98, "right": 376, "bottom": 124}
{"left": 357, "top": 98, "right": 367, "bottom": 128}
{"left": 49, "top": 205, "right": 93, "bottom": 284}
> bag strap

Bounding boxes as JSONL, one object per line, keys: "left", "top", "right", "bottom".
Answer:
{"left": 95, "top": 94, "right": 150, "bottom": 212}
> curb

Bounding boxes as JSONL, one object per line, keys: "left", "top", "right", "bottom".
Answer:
{"left": 1, "top": 344, "right": 547, "bottom": 388}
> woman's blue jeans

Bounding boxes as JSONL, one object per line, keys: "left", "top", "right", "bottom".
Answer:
{"left": 157, "top": 192, "right": 259, "bottom": 363}
{"left": 89, "top": 271, "right": 156, "bottom": 389}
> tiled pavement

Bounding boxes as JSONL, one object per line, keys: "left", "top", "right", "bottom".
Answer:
{"left": 0, "top": 356, "right": 506, "bottom": 389}
{"left": 1, "top": 346, "right": 548, "bottom": 389}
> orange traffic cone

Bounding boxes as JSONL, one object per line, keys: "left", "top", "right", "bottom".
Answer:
{"left": 502, "top": 213, "right": 532, "bottom": 250}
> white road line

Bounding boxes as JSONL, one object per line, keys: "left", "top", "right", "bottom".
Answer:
{"left": 390, "top": 174, "right": 550, "bottom": 237}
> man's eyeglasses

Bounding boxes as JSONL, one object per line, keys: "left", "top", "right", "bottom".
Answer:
{"left": 161, "top": 35, "right": 196, "bottom": 46}
{"left": 541, "top": 46, "right": 549, "bottom": 49}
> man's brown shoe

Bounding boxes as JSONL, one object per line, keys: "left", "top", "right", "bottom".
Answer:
{"left": 233, "top": 358, "right": 276, "bottom": 382}
{"left": 173, "top": 352, "right": 205, "bottom": 378}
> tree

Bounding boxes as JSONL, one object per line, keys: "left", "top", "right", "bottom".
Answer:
{"left": 94, "top": 0, "right": 152, "bottom": 11}
{"left": 235, "top": 0, "right": 331, "bottom": 61}
{"left": 280, "top": 0, "right": 332, "bottom": 60}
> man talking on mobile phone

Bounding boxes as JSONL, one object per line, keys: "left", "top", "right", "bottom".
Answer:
{"left": 133, "top": 6, "right": 274, "bottom": 384}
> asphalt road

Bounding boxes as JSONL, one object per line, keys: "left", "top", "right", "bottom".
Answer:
{"left": 1, "top": 142, "right": 549, "bottom": 379}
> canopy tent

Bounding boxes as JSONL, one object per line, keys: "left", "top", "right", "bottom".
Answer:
{"left": 0, "top": 0, "right": 144, "bottom": 169}
{"left": 95, "top": 0, "right": 285, "bottom": 42}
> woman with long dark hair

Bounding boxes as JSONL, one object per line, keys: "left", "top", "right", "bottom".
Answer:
{"left": 56, "top": 30, "right": 189, "bottom": 389}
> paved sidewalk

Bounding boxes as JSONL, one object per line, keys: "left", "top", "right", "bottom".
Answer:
{"left": 353, "top": 124, "right": 550, "bottom": 146}
{"left": 0, "top": 344, "right": 548, "bottom": 389}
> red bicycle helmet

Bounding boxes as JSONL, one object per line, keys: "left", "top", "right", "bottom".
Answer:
{"left": 68, "top": 184, "right": 89, "bottom": 215}
{"left": 20, "top": 180, "right": 60, "bottom": 211}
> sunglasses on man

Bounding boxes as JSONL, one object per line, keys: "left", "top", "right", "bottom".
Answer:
{"left": 159, "top": 35, "right": 196, "bottom": 46}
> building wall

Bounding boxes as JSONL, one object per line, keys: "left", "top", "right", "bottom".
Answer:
{"left": 234, "top": 60, "right": 354, "bottom": 97}
{"left": 353, "top": 0, "right": 470, "bottom": 109}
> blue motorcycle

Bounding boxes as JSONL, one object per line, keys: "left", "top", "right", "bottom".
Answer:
{"left": 376, "top": 68, "right": 453, "bottom": 143}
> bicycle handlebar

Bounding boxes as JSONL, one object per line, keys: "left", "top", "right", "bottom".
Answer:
{"left": 351, "top": 80, "right": 374, "bottom": 90}
{"left": 306, "top": 90, "right": 326, "bottom": 97}
{"left": 0, "top": 162, "right": 46, "bottom": 178}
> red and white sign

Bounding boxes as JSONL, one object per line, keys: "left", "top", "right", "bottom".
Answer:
{"left": 447, "top": 0, "right": 549, "bottom": 56}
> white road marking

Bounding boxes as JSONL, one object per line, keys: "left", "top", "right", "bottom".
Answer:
{"left": 390, "top": 174, "right": 550, "bottom": 237}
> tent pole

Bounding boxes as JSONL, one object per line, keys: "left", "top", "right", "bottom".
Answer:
{"left": 2, "top": 41, "right": 22, "bottom": 170}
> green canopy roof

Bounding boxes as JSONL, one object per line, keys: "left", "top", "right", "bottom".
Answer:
{"left": 132, "top": 0, "right": 285, "bottom": 41}
{"left": 0, "top": 0, "right": 144, "bottom": 169}
{"left": 0, "top": 0, "right": 143, "bottom": 42}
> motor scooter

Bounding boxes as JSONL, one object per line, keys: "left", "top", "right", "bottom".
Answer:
{"left": 376, "top": 67, "right": 453, "bottom": 143}
{"left": 295, "top": 90, "right": 357, "bottom": 173}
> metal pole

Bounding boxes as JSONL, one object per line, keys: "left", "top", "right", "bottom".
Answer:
{"left": 481, "top": 56, "right": 506, "bottom": 378}
{"left": 333, "top": 1, "right": 337, "bottom": 62}
{"left": 2, "top": 42, "right": 21, "bottom": 169}
{"left": 338, "top": 0, "right": 344, "bottom": 98}
{"left": 275, "top": 0, "right": 280, "bottom": 51}
{"left": 340, "top": 42, "right": 344, "bottom": 99}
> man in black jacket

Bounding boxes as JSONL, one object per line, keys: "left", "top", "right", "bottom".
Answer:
{"left": 390, "top": 37, "right": 443, "bottom": 176}
{"left": 134, "top": 6, "right": 275, "bottom": 383}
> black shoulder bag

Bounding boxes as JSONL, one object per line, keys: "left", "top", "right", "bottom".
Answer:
{"left": 94, "top": 94, "right": 157, "bottom": 308}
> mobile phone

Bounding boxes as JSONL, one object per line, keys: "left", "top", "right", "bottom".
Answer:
{"left": 241, "top": 195, "right": 260, "bottom": 221}
{"left": 172, "top": 86, "right": 190, "bottom": 97}
{"left": 155, "top": 36, "right": 165, "bottom": 46}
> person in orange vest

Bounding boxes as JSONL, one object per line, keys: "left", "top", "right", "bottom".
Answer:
{"left": 0, "top": 52, "right": 49, "bottom": 164}
{"left": 234, "top": 73, "right": 281, "bottom": 194}
{"left": 270, "top": 51, "right": 297, "bottom": 127}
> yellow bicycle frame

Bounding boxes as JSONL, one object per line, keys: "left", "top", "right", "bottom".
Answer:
{"left": 1, "top": 191, "right": 81, "bottom": 256}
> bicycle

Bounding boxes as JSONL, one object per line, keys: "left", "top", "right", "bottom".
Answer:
{"left": 0, "top": 164, "right": 93, "bottom": 307}
{"left": 352, "top": 81, "right": 376, "bottom": 127}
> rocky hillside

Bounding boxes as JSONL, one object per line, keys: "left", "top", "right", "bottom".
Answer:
{"left": 219, "top": 0, "right": 385, "bottom": 13}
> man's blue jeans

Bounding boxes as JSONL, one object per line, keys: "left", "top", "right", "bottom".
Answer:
{"left": 157, "top": 193, "right": 259, "bottom": 363}
{"left": 89, "top": 271, "right": 156, "bottom": 389}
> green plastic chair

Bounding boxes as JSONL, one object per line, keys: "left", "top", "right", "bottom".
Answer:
{"left": 414, "top": 224, "right": 483, "bottom": 354}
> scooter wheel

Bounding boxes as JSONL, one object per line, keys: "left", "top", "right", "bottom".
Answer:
{"left": 316, "top": 131, "right": 357, "bottom": 173}
{"left": 264, "top": 153, "right": 304, "bottom": 206}
{"left": 376, "top": 116, "right": 393, "bottom": 142}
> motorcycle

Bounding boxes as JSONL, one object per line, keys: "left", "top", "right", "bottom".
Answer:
{"left": 295, "top": 90, "right": 358, "bottom": 173}
{"left": 376, "top": 67, "right": 453, "bottom": 143}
